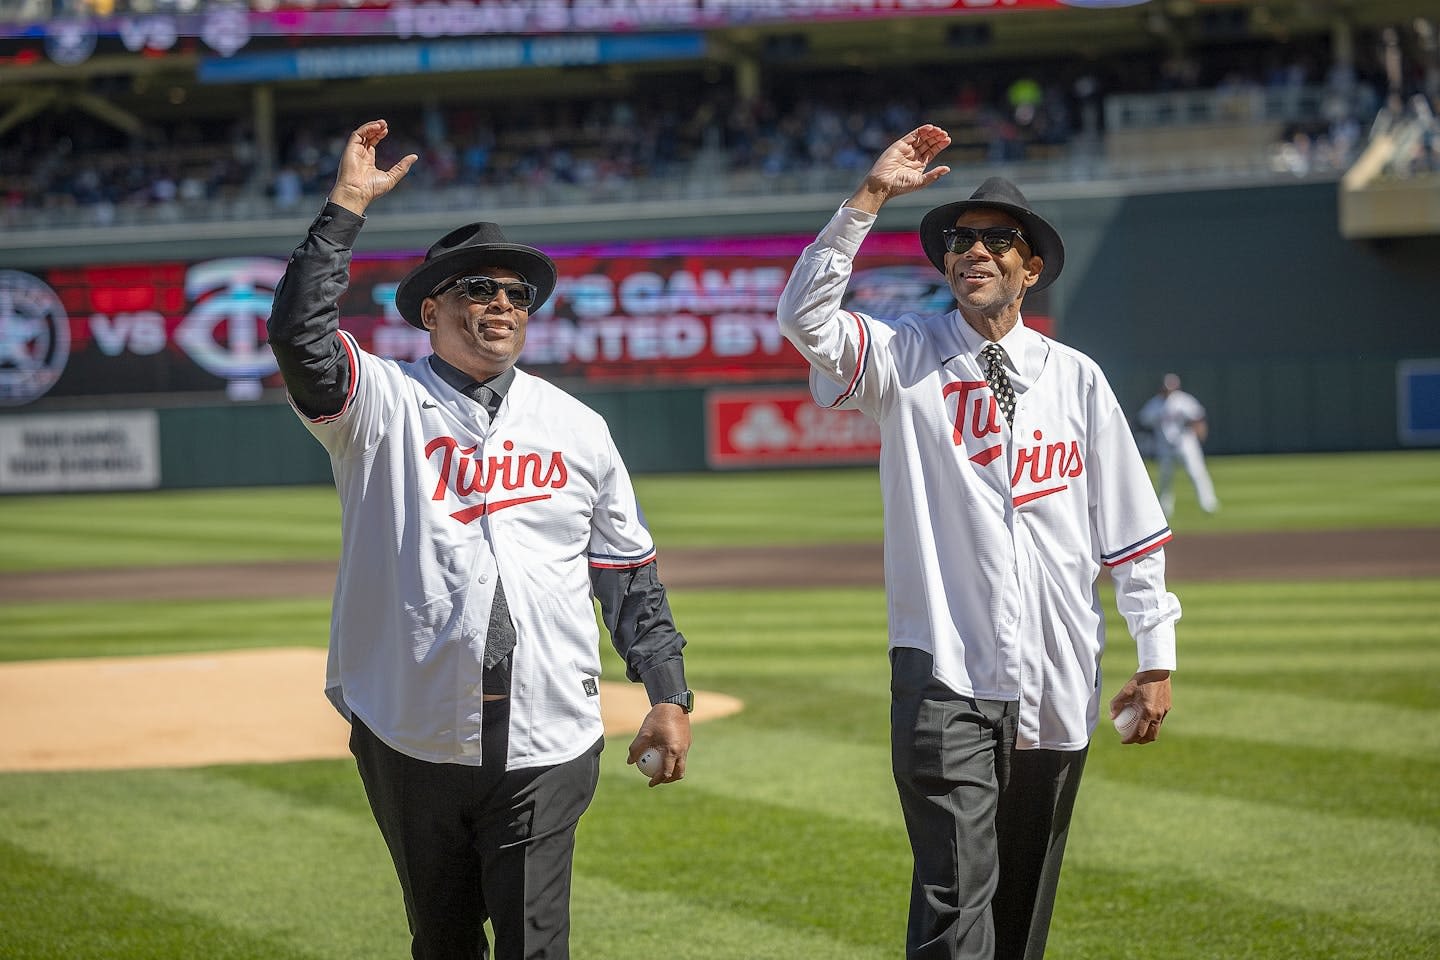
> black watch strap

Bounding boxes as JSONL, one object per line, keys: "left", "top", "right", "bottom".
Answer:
{"left": 657, "top": 690, "right": 694, "bottom": 713}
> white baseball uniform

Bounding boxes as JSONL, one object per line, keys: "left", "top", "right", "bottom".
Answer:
{"left": 295, "top": 331, "right": 657, "bottom": 769}
{"left": 1138, "top": 388, "right": 1219, "bottom": 514}
{"left": 778, "top": 204, "right": 1180, "bottom": 750}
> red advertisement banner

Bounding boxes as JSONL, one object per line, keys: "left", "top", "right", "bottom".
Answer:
{"left": 706, "top": 386, "right": 882, "bottom": 469}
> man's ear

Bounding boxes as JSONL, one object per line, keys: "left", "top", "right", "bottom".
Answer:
{"left": 420, "top": 297, "right": 439, "bottom": 331}
{"left": 1023, "top": 255, "right": 1043, "bottom": 289}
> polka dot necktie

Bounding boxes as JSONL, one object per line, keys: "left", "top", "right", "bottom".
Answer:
{"left": 981, "top": 343, "right": 1016, "bottom": 426}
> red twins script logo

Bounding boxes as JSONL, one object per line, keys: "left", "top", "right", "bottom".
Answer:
{"left": 425, "top": 436, "right": 569, "bottom": 524}
{"left": 943, "top": 380, "right": 1083, "bottom": 506}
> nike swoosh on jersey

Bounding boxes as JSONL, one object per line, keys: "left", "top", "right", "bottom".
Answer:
{"left": 449, "top": 494, "right": 552, "bottom": 524}
{"left": 1013, "top": 484, "right": 1068, "bottom": 507}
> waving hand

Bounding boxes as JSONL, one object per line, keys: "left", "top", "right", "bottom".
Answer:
{"left": 327, "top": 119, "right": 419, "bottom": 217}
{"left": 847, "top": 124, "right": 952, "bottom": 214}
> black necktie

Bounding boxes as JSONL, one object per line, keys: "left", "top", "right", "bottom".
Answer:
{"left": 483, "top": 576, "right": 516, "bottom": 671}
{"left": 467, "top": 382, "right": 516, "bottom": 679}
{"left": 981, "top": 343, "right": 1016, "bottom": 426}
{"left": 469, "top": 383, "right": 501, "bottom": 417}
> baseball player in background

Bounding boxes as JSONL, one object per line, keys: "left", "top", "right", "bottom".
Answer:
{"left": 777, "top": 124, "right": 1183, "bottom": 960}
{"left": 266, "top": 120, "right": 694, "bottom": 960}
{"left": 1138, "top": 373, "right": 1220, "bottom": 516}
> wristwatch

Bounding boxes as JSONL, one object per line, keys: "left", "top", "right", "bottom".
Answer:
{"left": 657, "top": 690, "right": 695, "bottom": 713}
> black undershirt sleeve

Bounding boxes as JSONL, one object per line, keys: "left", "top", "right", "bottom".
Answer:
{"left": 591, "top": 561, "right": 687, "bottom": 705}
{"left": 266, "top": 203, "right": 365, "bottom": 419}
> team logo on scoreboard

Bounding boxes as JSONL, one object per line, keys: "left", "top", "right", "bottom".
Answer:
{"left": 175, "top": 258, "right": 287, "bottom": 400}
{"left": 0, "top": 270, "right": 72, "bottom": 407}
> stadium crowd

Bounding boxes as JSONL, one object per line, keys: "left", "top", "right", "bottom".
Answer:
{"left": 0, "top": 38, "right": 1417, "bottom": 230}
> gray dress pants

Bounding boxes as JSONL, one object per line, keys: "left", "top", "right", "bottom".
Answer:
{"left": 890, "top": 647, "right": 1088, "bottom": 960}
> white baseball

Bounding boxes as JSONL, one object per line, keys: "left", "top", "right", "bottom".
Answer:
{"left": 636, "top": 748, "right": 663, "bottom": 778}
{"left": 1113, "top": 704, "right": 1140, "bottom": 739}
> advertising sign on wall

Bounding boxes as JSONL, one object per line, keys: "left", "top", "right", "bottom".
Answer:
{"left": 0, "top": 410, "right": 160, "bottom": 492}
{"left": 706, "top": 386, "right": 881, "bottom": 469}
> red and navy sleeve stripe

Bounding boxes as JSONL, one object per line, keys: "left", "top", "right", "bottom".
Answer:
{"left": 821, "top": 311, "right": 870, "bottom": 409}
{"left": 1101, "top": 527, "right": 1173, "bottom": 567}
{"left": 588, "top": 547, "right": 657, "bottom": 570}
{"left": 303, "top": 330, "right": 361, "bottom": 424}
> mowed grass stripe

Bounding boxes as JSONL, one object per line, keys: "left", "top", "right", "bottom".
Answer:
{"left": 0, "top": 842, "right": 323, "bottom": 960}
{"left": 1, "top": 487, "right": 341, "bottom": 572}
{"left": 0, "top": 598, "right": 331, "bottom": 662}
{"left": 1053, "top": 863, "right": 1438, "bottom": 960}
{"left": 1096, "top": 579, "right": 1440, "bottom": 710}
{"left": 621, "top": 724, "right": 899, "bottom": 829}
{"left": 1171, "top": 450, "right": 1440, "bottom": 532}
{"left": 578, "top": 771, "right": 910, "bottom": 952}
{"left": 1089, "top": 732, "right": 1438, "bottom": 826}
{"left": 0, "top": 768, "right": 410, "bottom": 960}
{"left": 1165, "top": 579, "right": 1440, "bottom": 630}
{"left": 1068, "top": 777, "right": 1440, "bottom": 936}
{"left": 1159, "top": 687, "right": 1440, "bottom": 759}
{"left": 570, "top": 873, "right": 899, "bottom": 960}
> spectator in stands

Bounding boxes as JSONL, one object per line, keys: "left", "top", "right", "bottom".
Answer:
{"left": 2, "top": 35, "right": 1399, "bottom": 230}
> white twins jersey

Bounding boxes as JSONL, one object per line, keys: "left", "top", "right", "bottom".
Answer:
{"left": 779, "top": 205, "right": 1179, "bottom": 749}
{"left": 295, "top": 332, "right": 656, "bottom": 769}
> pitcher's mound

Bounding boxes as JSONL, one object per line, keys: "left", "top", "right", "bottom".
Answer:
{"left": 0, "top": 648, "right": 741, "bottom": 772}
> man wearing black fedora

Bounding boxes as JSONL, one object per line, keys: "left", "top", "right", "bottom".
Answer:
{"left": 778, "top": 125, "right": 1181, "bottom": 959}
{"left": 267, "top": 120, "right": 694, "bottom": 960}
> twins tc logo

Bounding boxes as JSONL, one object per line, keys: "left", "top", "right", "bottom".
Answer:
{"left": 425, "top": 437, "right": 569, "bottom": 524}
{"left": 175, "top": 258, "right": 286, "bottom": 400}
{"left": 944, "top": 379, "right": 1083, "bottom": 506}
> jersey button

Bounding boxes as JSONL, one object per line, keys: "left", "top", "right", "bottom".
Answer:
{"left": 478, "top": 572, "right": 490, "bottom": 583}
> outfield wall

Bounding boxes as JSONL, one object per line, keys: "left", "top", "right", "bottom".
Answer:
{"left": 3, "top": 179, "right": 1437, "bottom": 491}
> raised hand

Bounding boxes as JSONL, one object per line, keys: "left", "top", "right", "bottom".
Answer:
{"left": 847, "top": 124, "right": 952, "bottom": 214}
{"left": 327, "top": 119, "right": 419, "bottom": 217}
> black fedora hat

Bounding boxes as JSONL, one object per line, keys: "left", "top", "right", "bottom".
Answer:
{"left": 394, "top": 221, "right": 558, "bottom": 328}
{"left": 918, "top": 177, "right": 1065, "bottom": 292}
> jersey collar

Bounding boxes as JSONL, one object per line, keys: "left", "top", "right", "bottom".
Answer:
{"left": 428, "top": 355, "right": 517, "bottom": 405}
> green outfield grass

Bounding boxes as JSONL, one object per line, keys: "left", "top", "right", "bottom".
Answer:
{"left": 3, "top": 450, "right": 1439, "bottom": 571}
{"left": 2, "top": 580, "right": 1438, "bottom": 958}
{"left": 2, "top": 453, "right": 1439, "bottom": 958}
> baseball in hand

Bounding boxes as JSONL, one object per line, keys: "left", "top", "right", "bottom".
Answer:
{"left": 1112, "top": 704, "right": 1140, "bottom": 739}
{"left": 636, "top": 748, "right": 663, "bottom": 778}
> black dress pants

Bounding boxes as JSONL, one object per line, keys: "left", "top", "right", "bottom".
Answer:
{"left": 890, "top": 647, "right": 1088, "bottom": 960}
{"left": 349, "top": 701, "right": 603, "bottom": 960}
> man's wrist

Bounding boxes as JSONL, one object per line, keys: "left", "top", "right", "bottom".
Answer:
{"left": 640, "top": 659, "right": 687, "bottom": 705}
{"left": 654, "top": 690, "right": 694, "bottom": 714}
{"left": 845, "top": 181, "right": 890, "bottom": 214}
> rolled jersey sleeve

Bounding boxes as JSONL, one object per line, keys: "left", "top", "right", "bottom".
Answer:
{"left": 1111, "top": 548, "right": 1180, "bottom": 673}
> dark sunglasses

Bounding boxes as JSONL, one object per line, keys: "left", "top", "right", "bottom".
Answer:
{"left": 436, "top": 275, "right": 539, "bottom": 308}
{"left": 942, "top": 226, "right": 1029, "bottom": 256}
